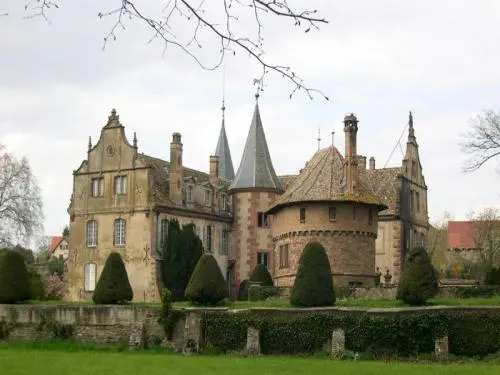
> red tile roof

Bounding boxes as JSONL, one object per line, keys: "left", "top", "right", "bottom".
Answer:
{"left": 50, "top": 236, "right": 64, "bottom": 253}
{"left": 447, "top": 221, "right": 477, "bottom": 249}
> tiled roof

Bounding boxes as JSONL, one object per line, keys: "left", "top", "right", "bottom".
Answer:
{"left": 278, "top": 175, "right": 298, "bottom": 191}
{"left": 447, "top": 221, "right": 477, "bottom": 249}
{"left": 362, "top": 167, "right": 403, "bottom": 216}
{"left": 215, "top": 120, "right": 235, "bottom": 180}
{"left": 266, "top": 146, "right": 387, "bottom": 213}
{"left": 229, "top": 103, "right": 282, "bottom": 191}
{"left": 50, "top": 236, "right": 64, "bottom": 253}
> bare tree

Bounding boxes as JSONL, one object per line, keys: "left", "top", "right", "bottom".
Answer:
{"left": 0, "top": 144, "right": 44, "bottom": 245}
{"left": 468, "top": 207, "right": 500, "bottom": 276}
{"left": 461, "top": 110, "right": 500, "bottom": 172}
{"left": 427, "top": 211, "right": 453, "bottom": 270}
{"left": 20, "top": 0, "right": 329, "bottom": 100}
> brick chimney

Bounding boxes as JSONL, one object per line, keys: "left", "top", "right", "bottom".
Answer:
{"left": 369, "top": 156, "right": 375, "bottom": 170}
{"left": 343, "top": 113, "right": 359, "bottom": 194}
{"left": 169, "top": 132, "right": 183, "bottom": 205}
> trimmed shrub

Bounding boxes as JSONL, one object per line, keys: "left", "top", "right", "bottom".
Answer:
{"left": 185, "top": 254, "right": 227, "bottom": 306}
{"left": 290, "top": 241, "right": 335, "bottom": 307}
{"left": 397, "top": 247, "right": 438, "bottom": 306}
{"left": 248, "top": 284, "right": 261, "bottom": 301}
{"left": 0, "top": 250, "right": 31, "bottom": 303}
{"left": 249, "top": 264, "right": 274, "bottom": 287}
{"left": 237, "top": 279, "right": 249, "bottom": 301}
{"left": 261, "top": 286, "right": 280, "bottom": 300}
{"left": 485, "top": 267, "right": 500, "bottom": 285}
{"left": 92, "top": 252, "right": 133, "bottom": 304}
{"left": 28, "top": 268, "right": 45, "bottom": 300}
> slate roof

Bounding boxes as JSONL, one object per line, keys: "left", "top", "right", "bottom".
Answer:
{"left": 214, "top": 118, "right": 235, "bottom": 180}
{"left": 229, "top": 102, "right": 283, "bottom": 191}
{"left": 266, "top": 146, "right": 387, "bottom": 214}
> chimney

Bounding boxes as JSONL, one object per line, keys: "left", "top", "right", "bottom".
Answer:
{"left": 358, "top": 156, "right": 367, "bottom": 170}
{"left": 169, "top": 132, "right": 183, "bottom": 205}
{"left": 209, "top": 155, "right": 219, "bottom": 184}
{"left": 369, "top": 156, "right": 375, "bottom": 170}
{"left": 343, "top": 113, "right": 359, "bottom": 194}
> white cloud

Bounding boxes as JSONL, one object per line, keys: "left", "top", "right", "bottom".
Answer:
{"left": 1, "top": 0, "right": 500, "bottom": 237}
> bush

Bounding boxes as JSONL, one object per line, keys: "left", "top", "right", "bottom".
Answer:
{"left": 48, "top": 257, "right": 65, "bottom": 279}
{"left": 238, "top": 279, "right": 249, "bottom": 301}
{"left": 201, "top": 309, "right": 500, "bottom": 357}
{"left": 290, "top": 241, "right": 335, "bottom": 307}
{"left": 0, "top": 250, "right": 31, "bottom": 303}
{"left": 185, "top": 254, "right": 227, "bottom": 306}
{"left": 397, "top": 247, "right": 438, "bottom": 306}
{"left": 92, "top": 252, "right": 133, "bottom": 304}
{"left": 28, "top": 268, "right": 45, "bottom": 300}
{"left": 449, "top": 285, "right": 500, "bottom": 299}
{"left": 248, "top": 284, "right": 261, "bottom": 301}
{"left": 261, "top": 286, "right": 280, "bottom": 300}
{"left": 249, "top": 264, "right": 274, "bottom": 287}
{"left": 485, "top": 267, "right": 500, "bottom": 285}
{"left": 43, "top": 274, "right": 67, "bottom": 300}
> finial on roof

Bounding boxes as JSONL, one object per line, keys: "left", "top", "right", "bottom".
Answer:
{"left": 408, "top": 110, "right": 415, "bottom": 138}
{"left": 133, "top": 132, "right": 137, "bottom": 149}
{"left": 106, "top": 108, "right": 119, "bottom": 125}
{"left": 331, "top": 130, "right": 335, "bottom": 146}
{"left": 317, "top": 128, "right": 321, "bottom": 151}
{"left": 88, "top": 136, "right": 92, "bottom": 152}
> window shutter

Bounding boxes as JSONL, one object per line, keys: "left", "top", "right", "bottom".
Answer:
{"left": 90, "top": 264, "right": 96, "bottom": 291}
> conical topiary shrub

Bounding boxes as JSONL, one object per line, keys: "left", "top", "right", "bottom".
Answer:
{"left": 185, "top": 254, "right": 227, "bottom": 306}
{"left": 249, "top": 264, "right": 274, "bottom": 286}
{"left": 237, "top": 279, "right": 249, "bottom": 301}
{"left": 290, "top": 241, "right": 335, "bottom": 307}
{"left": 397, "top": 247, "right": 438, "bottom": 306}
{"left": 0, "top": 250, "right": 31, "bottom": 303}
{"left": 92, "top": 252, "right": 133, "bottom": 304}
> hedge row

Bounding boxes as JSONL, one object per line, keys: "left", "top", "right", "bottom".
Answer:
{"left": 200, "top": 310, "right": 500, "bottom": 357}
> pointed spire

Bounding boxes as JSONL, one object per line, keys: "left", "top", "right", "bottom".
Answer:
{"left": 133, "top": 132, "right": 138, "bottom": 149}
{"left": 215, "top": 99, "right": 235, "bottom": 180}
{"left": 407, "top": 110, "right": 417, "bottom": 145}
{"left": 229, "top": 98, "right": 282, "bottom": 192}
{"left": 88, "top": 136, "right": 92, "bottom": 152}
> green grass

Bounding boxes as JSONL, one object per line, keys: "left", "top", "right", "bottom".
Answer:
{"left": 0, "top": 345, "right": 499, "bottom": 375}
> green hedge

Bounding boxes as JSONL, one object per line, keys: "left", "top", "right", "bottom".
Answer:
{"left": 200, "top": 310, "right": 500, "bottom": 357}
{"left": 446, "top": 285, "right": 500, "bottom": 299}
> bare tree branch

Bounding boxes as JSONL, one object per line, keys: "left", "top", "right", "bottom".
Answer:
{"left": 22, "top": 0, "right": 329, "bottom": 100}
{"left": 461, "top": 110, "right": 500, "bottom": 172}
{"left": 0, "top": 144, "right": 44, "bottom": 245}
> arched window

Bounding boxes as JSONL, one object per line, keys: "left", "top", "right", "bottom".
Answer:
{"left": 86, "top": 220, "right": 98, "bottom": 247}
{"left": 114, "top": 218, "right": 126, "bottom": 246}
{"left": 84, "top": 263, "right": 96, "bottom": 292}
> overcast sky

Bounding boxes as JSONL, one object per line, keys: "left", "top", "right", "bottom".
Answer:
{"left": 1, "top": 0, "right": 499, "bottom": 240}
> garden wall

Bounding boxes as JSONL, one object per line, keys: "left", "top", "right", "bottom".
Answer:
{"left": 2, "top": 304, "right": 500, "bottom": 357}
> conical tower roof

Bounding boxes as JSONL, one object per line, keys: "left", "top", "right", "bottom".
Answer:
{"left": 214, "top": 104, "right": 235, "bottom": 180}
{"left": 229, "top": 98, "right": 282, "bottom": 192}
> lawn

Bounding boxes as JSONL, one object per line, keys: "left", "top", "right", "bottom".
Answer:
{"left": 0, "top": 346, "right": 499, "bottom": 375}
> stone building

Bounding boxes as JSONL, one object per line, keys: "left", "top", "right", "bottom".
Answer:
{"left": 66, "top": 98, "right": 428, "bottom": 302}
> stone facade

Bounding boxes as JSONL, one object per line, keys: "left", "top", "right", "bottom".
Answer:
{"left": 67, "top": 106, "right": 428, "bottom": 301}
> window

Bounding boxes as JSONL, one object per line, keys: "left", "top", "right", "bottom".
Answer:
{"left": 114, "top": 218, "right": 126, "bottom": 246}
{"left": 114, "top": 175, "right": 127, "bottom": 195}
{"left": 368, "top": 208, "right": 373, "bottom": 225}
{"left": 328, "top": 206, "right": 337, "bottom": 222}
{"left": 410, "top": 190, "right": 414, "bottom": 213}
{"left": 257, "top": 252, "right": 269, "bottom": 268}
{"left": 84, "top": 263, "right": 96, "bottom": 292}
{"left": 279, "top": 244, "right": 289, "bottom": 269}
{"left": 220, "top": 229, "right": 228, "bottom": 255}
{"left": 352, "top": 206, "right": 356, "bottom": 220}
{"left": 204, "top": 190, "right": 212, "bottom": 206}
{"left": 416, "top": 192, "right": 420, "bottom": 213}
{"left": 187, "top": 186, "right": 193, "bottom": 201}
{"left": 257, "top": 212, "right": 269, "bottom": 227}
{"left": 220, "top": 194, "right": 226, "bottom": 211}
{"left": 91, "top": 177, "right": 104, "bottom": 197}
{"left": 86, "top": 220, "right": 98, "bottom": 247}
{"left": 299, "top": 208, "right": 306, "bottom": 223}
{"left": 205, "top": 225, "right": 212, "bottom": 252}
{"left": 160, "top": 219, "right": 169, "bottom": 246}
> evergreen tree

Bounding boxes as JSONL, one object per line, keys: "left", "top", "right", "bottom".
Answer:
{"left": 249, "top": 263, "right": 274, "bottom": 286}
{"left": 0, "top": 250, "right": 31, "bottom": 303}
{"left": 397, "top": 247, "right": 439, "bottom": 306}
{"left": 238, "top": 279, "right": 249, "bottom": 301}
{"left": 162, "top": 220, "right": 203, "bottom": 300}
{"left": 62, "top": 225, "right": 70, "bottom": 237}
{"left": 185, "top": 254, "right": 228, "bottom": 305}
{"left": 92, "top": 252, "right": 133, "bottom": 304}
{"left": 28, "top": 268, "right": 45, "bottom": 300}
{"left": 290, "top": 241, "right": 335, "bottom": 307}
